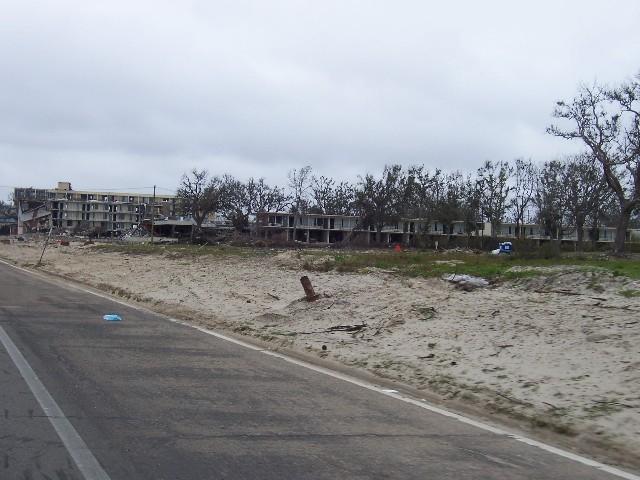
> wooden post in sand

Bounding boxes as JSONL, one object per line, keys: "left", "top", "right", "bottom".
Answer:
{"left": 300, "top": 276, "right": 319, "bottom": 301}
{"left": 37, "top": 226, "right": 53, "bottom": 267}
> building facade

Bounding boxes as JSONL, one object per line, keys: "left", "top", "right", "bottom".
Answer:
{"left": 14, "top": 182, "right": 176, "bottom": 235}
{"left": 257, "top": 212, "right": 636, "bottom": 245}
{"left": 257, "top": 212, "right": 487, "bottom": 245}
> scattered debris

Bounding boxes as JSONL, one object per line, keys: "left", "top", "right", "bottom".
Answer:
{"left": 434, "top": 259, "right": 465, "bottom": 266}
{"left": 299, "top": 323, "right": 367, "bottom": 335}
{"left": 585, "top": 333, "right": 620, "bottom": 343}
{"left": 418, "top": 353, "right": 435, "bottom": 359}
{"left": 2, "top": 240, "right": 639, "bottom": 455}
{"left": 495, "top": 391, "right": 529, "bottom": 406}
{"left": 121, "top": 226, "right": 150, "bottom": 239}
{"left": 415, "top": 305, "right": 437, "bottom": 320}
{"left": 491, "top": 242, "right": 513, "bottom": 255}
{"left": 326, "top": 324, "right": 366, "bottom": 333}
{"left": 443, "top": 273, "right": 489, "bottom": 291}
{"left": 489, "top": 344, "right": 514, "bottom": 357}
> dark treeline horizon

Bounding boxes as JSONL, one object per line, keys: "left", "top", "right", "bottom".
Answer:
{"left": 176, "top": 155, "right": 628, "bottom": 244}
{"left": 178, "top": 71, "right": 639, "bottom": 253}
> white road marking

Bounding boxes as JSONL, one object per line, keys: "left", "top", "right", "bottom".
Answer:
{"left": 1, "top": 258, "right": 639, "bottom": 480}
{"left": 0, "top": 324, "right": 111, "bottom": 480}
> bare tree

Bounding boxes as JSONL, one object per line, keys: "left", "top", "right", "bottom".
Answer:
{"left": 355, "top": 165, "right": 404, "bottom": 243}
{"left": 563, "top": 154, "right": 610, "bottom": 248}
{"left": 460, "top": 174, "right": 481, "bottom": 238}
{"left": 246, "top": 178, "right": 290, "bottom": 215}
{"left": 434, "top": 172, "right": 465, "bottom": 234}
{"left": 328, "top": 181, "right": 357, "bottom": 215}
{"left": 404, "top": 166, "right": 436, "bottom": 225}
{"left": 288, "top": 166, "right": 312, "bottom": 241}
{"left": 477, "top": 160, "right": 512, "bottom": 238}
{"left": 263, "top": 185, "right": 290, "bottom": 213}
{"left": 176, "top": 169, "right": 227, "bottom": 241}
{"left": 548, "top": 74, "right": 640, "bottom": 253}
{"left": 310, "top": 175, "right": 335, "bottom": 214}
{"left": 535, "top": 160, "right": 566, "bottom": 240}
{"left": 0, "top": 199, "right": 16, "bottom": 217}
{"left": 509, "top": 158, "right": 537, "bottom": 238}
{"left": 220, "top": 175, "right": 249, "bottom": 231}
{"left": 312, "top": 178, "right": 357, "bottom": 215}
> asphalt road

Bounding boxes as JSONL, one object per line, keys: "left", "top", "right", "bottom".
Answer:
{"left": 0, "top": 260, "right": 636, "bottom": 480}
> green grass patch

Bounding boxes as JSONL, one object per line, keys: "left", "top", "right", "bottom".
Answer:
{"left": 583, "top": 400, "right": 625, "bottom": 418}
{"left": 91, "top": 242, "right": 271, "bottom": 259}
{"left": 299, "top": 249, "right": 640, "bottom": 280}
{"left": 619, "top": 288, "right": 640, "bottom": 298}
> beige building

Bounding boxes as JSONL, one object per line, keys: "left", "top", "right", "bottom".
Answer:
{"left": 257, "top": 212, "right": 486, "bottom": 244}
{"left": 257, "top": 212, "right": 636, "bottom": 245}
{"left": 15, "top": 182, "right": 176, "bottom": 235}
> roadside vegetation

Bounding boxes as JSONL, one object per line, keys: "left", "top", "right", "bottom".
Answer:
{"left": 91, "top": 242, "right": 271, "bottom": 259}
{"left": 90, "top": 242, "right": 640, "bottom": 280}
{"left": 297, "top": 249, "right": 640, "bottom": 280}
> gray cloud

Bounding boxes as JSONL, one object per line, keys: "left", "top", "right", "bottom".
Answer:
{"left": 1, "top": 0, "right": 639, "bottom": 200}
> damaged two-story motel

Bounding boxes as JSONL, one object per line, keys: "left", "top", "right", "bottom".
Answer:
{"left": 257, "top": 212, "right": 488, "bottom": 245}
{"left": 257, "top": 212, "right": 639, "bottom": 246}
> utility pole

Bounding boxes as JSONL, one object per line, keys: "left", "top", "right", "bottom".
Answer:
{"left": 151, "top": 185, "right": 156, "bottom": 245}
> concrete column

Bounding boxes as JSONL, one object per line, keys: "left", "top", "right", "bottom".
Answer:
{"left": 306, "top": 229, "right": 310, "bottom": 243}
{"left": 323, "top": 229, "right": 330, "bottom": 243}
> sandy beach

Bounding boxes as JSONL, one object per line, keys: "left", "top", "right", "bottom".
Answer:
{"left": 1, "top": 239, "right": 639, "bottom": 462}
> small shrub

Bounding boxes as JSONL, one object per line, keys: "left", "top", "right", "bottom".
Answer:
{"left": 619, "top": 289, "right": 640, "bottom": 298}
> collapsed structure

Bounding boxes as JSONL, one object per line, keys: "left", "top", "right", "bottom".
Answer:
{"left": 14, "top": 182, "right": 176, "bottom": 236}
{"left": 257, "top": 212, "right": 636, "bottom": 245}
{"left": 11, "top": 182, "right": 638, "bottom": 244}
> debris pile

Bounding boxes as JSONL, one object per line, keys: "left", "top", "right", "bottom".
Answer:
{"left": 121, "top": 226, "right": 150, "bottom": 239}
{"left": 443, "top": 273, "right": 489, "bottom": 291}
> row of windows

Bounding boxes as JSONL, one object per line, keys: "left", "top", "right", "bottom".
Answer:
{"left": 54, "top": 193, "right": 174, "bottom": 203}
{"left": 55, "top": 212, "right": 142, "bottom": 221}
{"left": 59, "top": 220, "right": 133, "bottom": 229}
{"left": 53, "top": 203, "right": 157, "bottom": 213}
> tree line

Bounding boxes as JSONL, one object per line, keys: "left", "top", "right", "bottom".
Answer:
{"left": 178, "top": 72, "right": 639, "bottom": 253}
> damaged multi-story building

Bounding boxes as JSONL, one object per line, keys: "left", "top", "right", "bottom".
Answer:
{"left": 14, "top": 182, "right": 176, "bottom": 236}
{"left": 256, "top": 212, "right": 488, "bottom": 245}
{"left": 256, "top": 212, "right": 639, "bottom": 245}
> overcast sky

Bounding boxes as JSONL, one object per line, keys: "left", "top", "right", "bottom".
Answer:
{"left": 1, "top": 0, "right": 639, "bottom": 200}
